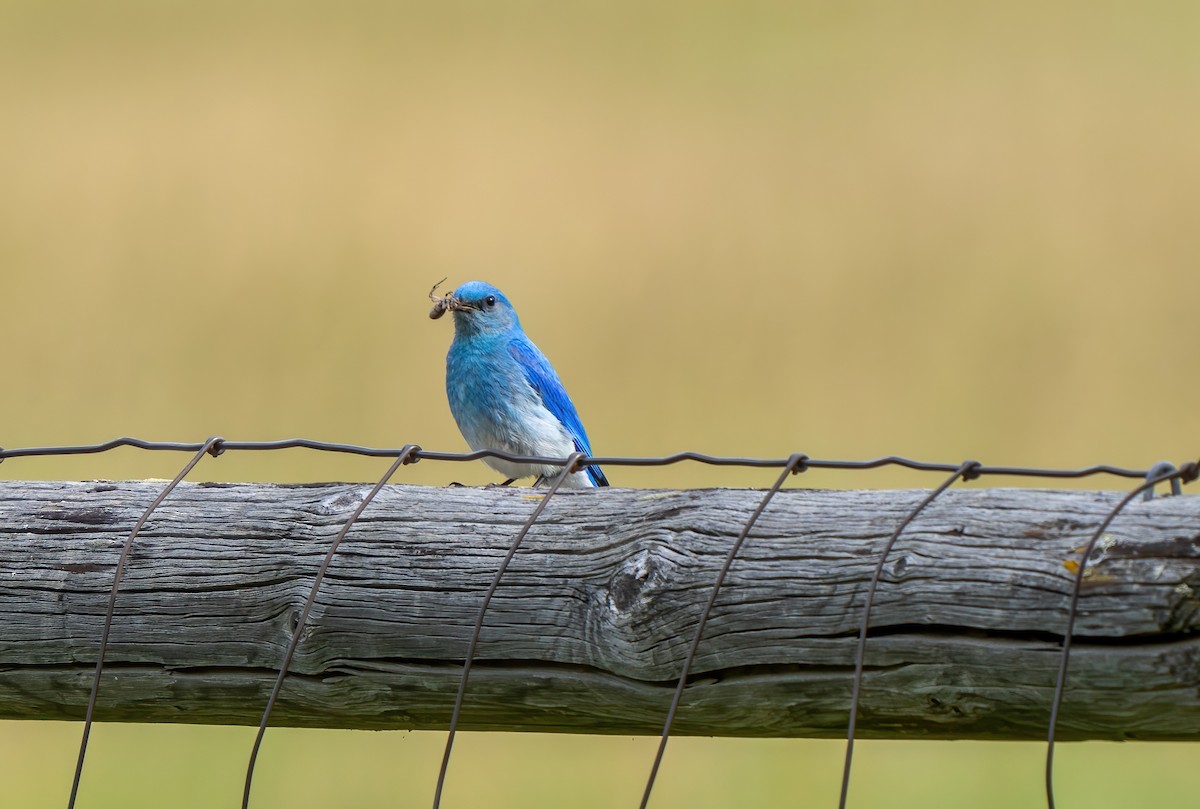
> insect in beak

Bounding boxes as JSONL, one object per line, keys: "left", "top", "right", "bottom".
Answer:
{"left": 429, "top": 278, "right": 481, "bottom": 319}
{"left": 429, "top": 278, "right": 454, "bottom": 319}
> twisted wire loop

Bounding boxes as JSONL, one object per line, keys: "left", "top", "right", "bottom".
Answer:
{"left": 430, "top": 452, "right": 587, "bottom": 809}
{"left": 1141, "top": 461, "right": 1182, "bottom": 501}
{"left": 66, "top": 436, "right": 226, "bottom": 809}
{"left": 637, "top": 452, "right": 809, "bottom": 809}
{"left": 241, "top": 444, "right": 422, "bottom": 809}
{"left": 1044, "top": 459, "right": 1199, "bottom": 809}
{"left": 837, "top": 460, "right": 982, "bottom": 809}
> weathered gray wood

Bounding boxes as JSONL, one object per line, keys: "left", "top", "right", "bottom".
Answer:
{"left": 0, "top": 480, "right": 1197, "bottom": 740}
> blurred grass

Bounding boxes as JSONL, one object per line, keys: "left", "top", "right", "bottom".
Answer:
{"left": 5, "top": 723, "right": 1198, "bottom": 807}
{"left": 2, "top": 0, "right": 1198, "bottom": 806}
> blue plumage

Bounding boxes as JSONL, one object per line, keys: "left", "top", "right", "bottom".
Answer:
{"left": 436, "top": 281, "right": 608, "bottom": 488}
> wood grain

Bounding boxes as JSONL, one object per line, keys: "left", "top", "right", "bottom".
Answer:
{"left": 1, "top": 481, "right": 1197, "bottom": 739}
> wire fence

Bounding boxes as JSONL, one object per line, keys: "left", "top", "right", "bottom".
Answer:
{"left": 0, "top": 437, "right": 1196, "bottom": 809}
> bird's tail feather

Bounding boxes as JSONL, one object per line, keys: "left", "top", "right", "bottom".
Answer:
{"left": 586, "top": 465, "right": 609, "bottom": 487}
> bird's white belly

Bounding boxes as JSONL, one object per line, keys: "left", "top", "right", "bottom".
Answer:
{"left": 462, "top": 397, "right": 594, "bottom": 487}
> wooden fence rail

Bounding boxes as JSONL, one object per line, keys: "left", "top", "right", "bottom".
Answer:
{"left": 1, "top": 480, "right": 1197, "bottom": 740}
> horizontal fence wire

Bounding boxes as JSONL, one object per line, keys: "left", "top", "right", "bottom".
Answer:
{"left": 0, "top": 437, "right": 1195, "bottom": 809}
{"left": 0, "top": 437, "right": 1168, "bottom": 480}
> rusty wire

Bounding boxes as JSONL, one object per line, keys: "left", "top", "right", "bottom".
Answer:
{"left": 638, "top": 452, "right": 809, "bottom": 809}
{"left": 65, "top": 435, "right": 226, "bottom": 809}
{"left": 0, "top": 438, "right": 1193, "bottom": 809}
{"left": 837, "top": 459, "right": 982, "bottom": 809}
{"left": 241, "top": 444, "right": 422, "bottom": 809}
{"left": 430, "top": 452, "right": 586, "bottom": 809}
{"left": 1044, "top": 459, "right": 1199, "bottom": 809}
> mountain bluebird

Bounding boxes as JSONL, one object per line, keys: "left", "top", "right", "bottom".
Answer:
{"left": 430, "top": 280, "right": 608, "bottom": 488}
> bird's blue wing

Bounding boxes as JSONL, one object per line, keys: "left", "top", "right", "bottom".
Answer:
{"left": 508, "top": 338, "right": 608, "bottom": 486}
{"left": 508, "top": 338, "right": 593, "bottom": 454}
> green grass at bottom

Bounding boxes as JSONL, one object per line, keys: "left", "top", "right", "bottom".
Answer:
{"left": 2, "top": 721, "right": 1192, "bottom": 808}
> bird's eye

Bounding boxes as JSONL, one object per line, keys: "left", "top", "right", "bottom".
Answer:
{"left": 484, "top": 295, "right": 497, "bottom": 308}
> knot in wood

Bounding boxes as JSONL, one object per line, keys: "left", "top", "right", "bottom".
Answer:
{"left": 608, "top": 547, "right": 671, "bottom": 615}
{"left": 316, "top": 487, "right": 368, "bottom": 516}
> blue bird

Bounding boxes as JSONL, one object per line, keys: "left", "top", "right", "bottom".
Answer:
{"left": 430, "top": 280, "right": 608, "bottom": 488}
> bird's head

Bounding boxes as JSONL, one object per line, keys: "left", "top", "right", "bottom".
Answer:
{"left": 429, "top": 279, "right": 520, "bottom": 337}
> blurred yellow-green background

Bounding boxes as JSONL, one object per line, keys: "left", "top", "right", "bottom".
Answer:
{"left": 2, "top": 1, "right": 1197, "bottom": 806}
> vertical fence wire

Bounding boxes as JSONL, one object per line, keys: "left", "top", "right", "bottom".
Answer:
{"left": 838, "top": 459, "right": 981, "bottom": 809}
{"left": 430, "top": 452, "right": 585, "bottom": 809}
{"left": 66, "top": 435, "right": 225, "bottom": 809}
{"left": 241, "top": 444, "right": 421, "bottom": 809}
{"left": 637, "top": 452, "right": 808, "bottom": 809}
{"left": 1044, "top": 460, "right": 1198, "bottom": 809}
